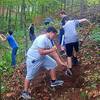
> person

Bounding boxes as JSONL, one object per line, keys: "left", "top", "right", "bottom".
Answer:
{"left": 58, "top": 11, "right": 69, "bottom": 55}
{"left": 59, "top": 11, "right": 90, "bottom": 76}
{"left": 21, "top": 26, "right": 67, "bottom": 99}
{"left": 0, "top": 30, "right": 18, "bottom": 67}
{"left": 28, "top": 23, "right": 36, "bottom": 42}
{"left": 59, "top": 11, "right": 70, "bottom": 45}
{"left": 40, "top": 17, "right": 54, "bottom": 34}
{"left": 59, "top": 11, "right": 73, "bottom": 76}
{"left": 44, "top": 17, "right": 53, "bottom": 25}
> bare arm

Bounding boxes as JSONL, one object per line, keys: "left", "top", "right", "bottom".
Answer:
{"left": 78, "top": 18, "right": 90, "bottom": 24}
{"left": 50, "top": 51, "right": 63, "bottom": 64}
{"left": 38, "top": 46, "right": 57, "bottom": 55}
{"left": 39, "top": 46, "right": 67, "bottom": 67}
{"left": 50, "top": 50, "right": 67, "bottom": 67}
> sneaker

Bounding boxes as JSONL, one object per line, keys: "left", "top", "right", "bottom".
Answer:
{"left": 51, "top": 80, "right": 64, "bottom": 87}
{"left": 65, "top": 69, "right": 72, "bottom": 77}
{"left": 21, "top": 91, "right": 31, "bottom": 99}
{"left": 72, "top": 57, "right": 79, "bottom": 65}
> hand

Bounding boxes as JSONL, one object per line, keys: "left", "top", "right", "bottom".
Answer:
{"left": 51, "top": 45, "right": 57, "bottom": 52}
{"left": 61, "top": 46, "right": 65, "bottom": 51}
{"left": 61, "top": 62, "right": 68, "bottom": 67}
{"left": 53, "top": 45, "right": 57, "bottom": 49}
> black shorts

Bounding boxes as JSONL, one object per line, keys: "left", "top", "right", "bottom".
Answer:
{"left": 65, "top": 42, "right": 79, "bottom": 57}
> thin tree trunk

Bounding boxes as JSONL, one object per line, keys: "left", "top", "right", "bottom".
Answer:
{"left": 20, "top": 0, "right": 26, "bottom": 29}
{"left": 8, "top": 6, "right": 12, "bottom": 30}
{"left": 80, "top": 0, "right": 87, "bottom": 17}
{"left": 15, "top": 6, "right": 19, "bottom": 31}
{"left": 71, "top": 0, "right": 74, "bottom": 13}
{"left": 5, "top": 7, "right": 9, "bottom": 21}
{"left": 64, "top": 0, "right": 66, "bottom": 10}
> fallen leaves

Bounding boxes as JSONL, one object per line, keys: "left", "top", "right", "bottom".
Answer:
{"left": 1, "top": 37, "right": 100, "bottom": 100}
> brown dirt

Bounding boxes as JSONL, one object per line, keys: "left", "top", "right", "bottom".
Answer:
{"left": 1, "top": 39, "right": 100, "bottom": 100}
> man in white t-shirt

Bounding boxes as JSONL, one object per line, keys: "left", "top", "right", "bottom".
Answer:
{"left": 59, "top": 11, "right": 90, "bottom": 76}
{"left": 21, "top": 26, "right": 67, "bottom": 99}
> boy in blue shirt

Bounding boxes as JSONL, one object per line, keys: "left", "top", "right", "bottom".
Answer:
{"left": 1, "top": 31, "right": 19, "bottom": 67}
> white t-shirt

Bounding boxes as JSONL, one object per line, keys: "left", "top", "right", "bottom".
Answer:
{"left": 63, "top": 20, "right": 79, "bottom": 44}
{"left": 27, "top": 34, "right": 53, "bottom": 60}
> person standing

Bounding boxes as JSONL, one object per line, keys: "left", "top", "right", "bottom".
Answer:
{"left": 28, "top": 23, "right": 36, "bottom": 42}
{"left": 59, "top": 11, "right": 90, "bottom": 76}
{"left": 7, "top": 30, "right": 19, "bottom": 67}
{"left": 59, "top": 11, "right": 69, "bottom": 45}
{"left": 44, "top": 17, "right": 53, "bottom": 25}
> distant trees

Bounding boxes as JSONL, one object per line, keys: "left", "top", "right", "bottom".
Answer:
{"left": 0, "top": 0, "right": 100, "bottom": 31}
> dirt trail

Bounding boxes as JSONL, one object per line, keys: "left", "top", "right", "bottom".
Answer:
{"left": 1, "top": 40, "right": 100, "bottom": 100}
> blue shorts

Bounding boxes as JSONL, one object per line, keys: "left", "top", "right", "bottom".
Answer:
{"left": 26, "top": 55, "right": 57, "bottom": 80}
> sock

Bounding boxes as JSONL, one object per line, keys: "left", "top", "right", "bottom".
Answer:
{"left": 51, "top": 80, "right": 56, "bottom": 83}
{"left": 73, "top": 56, "right": 77, "bottom": 60}
{"left": 67, "top": 68, "right": 72, "bottom": 75}
{"left": 68, "top": 67, "right": 72, "bottom": 70}
{"left": 69, "top": 68, "right": 72, "bottom": 70}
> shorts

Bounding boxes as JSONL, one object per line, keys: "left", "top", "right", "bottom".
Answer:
{"left": 65, "top": 42, "right": 79, "bottom": 57}
{"left": 26, "top": 55, "right": 57, "bottom": 80}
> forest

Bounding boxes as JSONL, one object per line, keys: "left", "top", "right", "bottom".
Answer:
{"left": 0, "top": 0, "right": 100, "bottom": 100}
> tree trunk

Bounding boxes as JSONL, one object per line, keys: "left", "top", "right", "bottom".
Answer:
{"left": 80, "top": 0, "right": 87, "bottom": 17}
{"left": 20, "top": 0, "right": 26, "bottom": 29}
{"left": 64, "top": 0, "right": 66, "bottom": 10}
{"left": 8, "top": 6, "right": 12, "bottom": 30}
{"left": 15, "top": 6, "right": 19, "bottom": 31}
{"left": 5, "top": 7, "right": 9, "bottom": 21}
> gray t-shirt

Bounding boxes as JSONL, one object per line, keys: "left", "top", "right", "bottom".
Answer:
{"left": 27, "top": 34, "right": 53, "bottom": 60}
{"left": 63, "top": 20, "right": 79, "bottom": 44}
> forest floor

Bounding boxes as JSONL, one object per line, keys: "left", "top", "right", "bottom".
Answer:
{"left": 1, "top": 38, "right": 100, "bottom": 100}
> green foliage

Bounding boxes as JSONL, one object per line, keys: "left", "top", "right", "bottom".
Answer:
{"left": 80, "top": 91, "right": 88, "bottom": 100}
{"left": 1, "top": 84, "right": 7, "bottom": 93}
{"left": 0, "top": 51, "right": 12, "bottom": 75}
{"left": 90, "top": 26, "right": 100, "bottom": 42}
{"left": 0, "top": 30, "right": 25, "bottom": 77}
{"left": 91, "top": 32, "right": 100, "bottom": 42}
{"left": 3, "top": 51, "right": 11, "bottom": 62}
{"left": 0, "top": 17, "right": 8, "bottom": 32}
{"left": 0, "top": 60, "right": 6, "bottom": 73}
{"left": 87, "top": 0, "right": 100, "bottom": 5}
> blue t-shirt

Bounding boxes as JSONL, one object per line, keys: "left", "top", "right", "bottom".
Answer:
{"left": 27, "top": 34, "right": 54, "bottom": 60}
{"left": 63, "top": 20, "right": 79, "bottom": 44}
{"left": 7, "top": 35, "right": 18, "bottom": 48}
